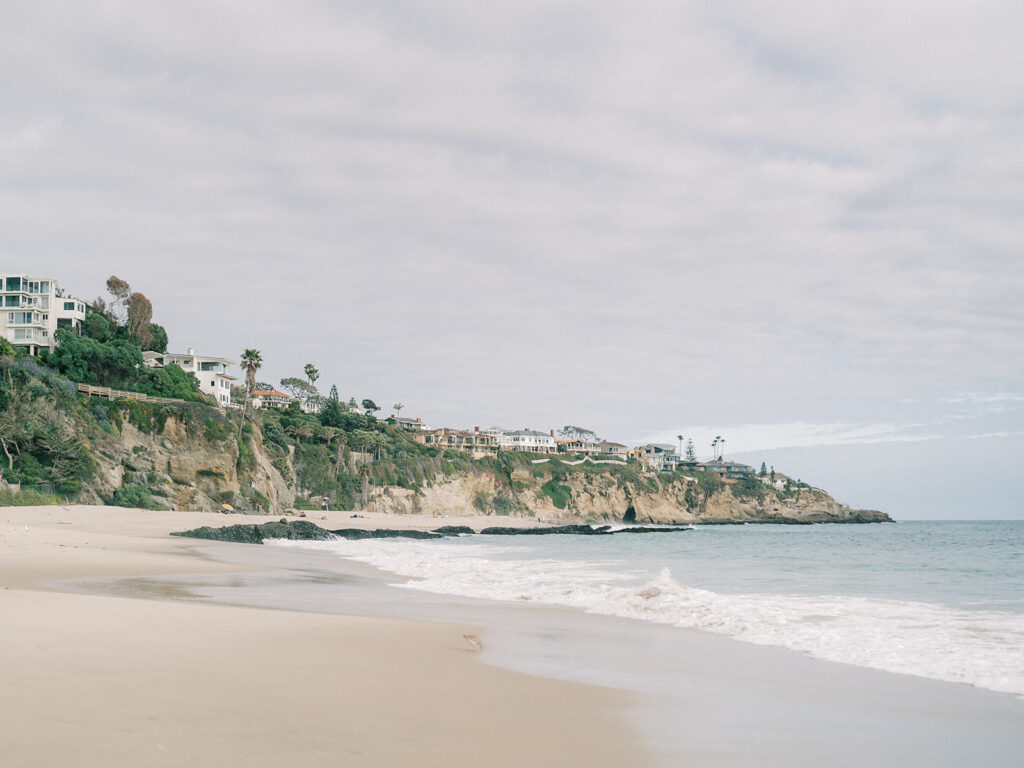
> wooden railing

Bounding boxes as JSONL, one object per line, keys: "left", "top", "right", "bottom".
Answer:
{"left": 75, "top": 382, "right": 186, "bottom": 405}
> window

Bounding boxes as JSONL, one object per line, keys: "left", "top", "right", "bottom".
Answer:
{"left": 5, "top": 277, "right": 21, "bottom": 291}
{"left": 64, "top": 301, "right": 75, "bottom": 311}
{"left": 40, "top": 281, "right": 49, "bottom": 293}
{"left": 4, "top": 296, "right": 17, "bottom": 307}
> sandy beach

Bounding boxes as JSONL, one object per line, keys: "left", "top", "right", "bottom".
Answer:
{"left": 0, "top": 505, "right": 642, "bottom": 767}
{"left": 5, "top": 505, "right": 1024, "bottom": 768}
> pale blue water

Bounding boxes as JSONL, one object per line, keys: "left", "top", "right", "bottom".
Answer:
{"left": 276, "top": 520, "right": 1024, "bottom": 696}
{"left": 486, "top": 521, "right": 1024, "bottom": 612}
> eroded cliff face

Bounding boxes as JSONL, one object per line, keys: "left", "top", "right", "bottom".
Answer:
{"left": 80, "top": 416, "right": 293, "bottom": 513}
{"left": 362, "top": 467, "right": 889, "bottom": 524}
{"left": 74, "top": 407, "right": 881, "bottom": 522}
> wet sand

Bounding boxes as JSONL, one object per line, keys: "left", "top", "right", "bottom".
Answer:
{"left": 0, "top": 505, "right": 643, "bottom": 768}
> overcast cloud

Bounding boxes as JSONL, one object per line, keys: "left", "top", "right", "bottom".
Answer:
{"left": 3, "top": 1, "right": 1022, "bottom": 518}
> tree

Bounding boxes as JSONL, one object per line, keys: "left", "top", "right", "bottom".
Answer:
{"left": 677, "top": 434, "right": 684, "bottom": 456}
{"left": 240, "top": 349, "right": 263, "bottom": 390}
{"left": 685, "top": 439, "right": 696, "bottom": 462}
{"left": 760, "top": 462, "right": 767, "bottom": 476}
{"left": 82, "top": 312, "right": 114, "bottom": 342}
{"left": 147, "top": 323, "right": 168, "bottom": 353}
{"left": 393, "top": 402, "right": 404, "bottom": 420}
{"left": 126, "top": 292, "right": 153, "bottom": 349}
{"left": 361, "top": 399, "right": 379, "bottom": 416}
{"left": 0, "top": 338, "right": 14, "bottom": 357}
{"left": 558, "top": 425, "right": 597, "bottom": 442}
{"left": 280, "top": 377, "right": 319, "bottom": 400}
{"left": 105, "top": 276, "right": 131, "bottom": 323}
{"left": 711, "top": 436, "right": 720, "bottom": 461}
{"left": 237, "top": 348, "right": 263, "bottom": 436}
{"left": 45, "top": 328, "right": 143, "bottom": 387}
{"left": 320, "top": 385, "right": 345, "bottom": 428}
{"left": 137, "top": 364, "right": 202, "bottom": 401}
{"left": 304, "top": 364, "right": 319, "bottom": 386}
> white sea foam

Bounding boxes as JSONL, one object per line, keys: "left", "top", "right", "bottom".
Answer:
{"left": 268, "top": 537, "right": 1024, "bottom": 697}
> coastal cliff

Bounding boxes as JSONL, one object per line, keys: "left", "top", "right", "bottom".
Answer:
{"left": 0, "top": 360, "right": 887, "bottom": 523}
{"left": 362, "top": 465, "right": 888, "bottom": 524}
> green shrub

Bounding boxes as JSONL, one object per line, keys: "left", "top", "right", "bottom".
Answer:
{"left": 112, "top": 483, "right": 154, "bottom": 509}
{"left": 0, "top": 488, "right": 61, "bottom": 506}
{"left": 204, "top": 418, "right": 233, "bottom": 442}
{"left": 540, "top": 479, "right": 572, "bottom": 509}
{"left": 472, "top": 489, "right": 493, "bottom": 512}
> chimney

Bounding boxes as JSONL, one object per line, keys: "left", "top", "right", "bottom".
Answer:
{"left": 187, "top": 347, "right": 195, "bottom": 356}
{"left": 475, "top": 426, "right": 480, "bottom": 433}
{"left": 550, "top": 429, "right": 555, "bottom": 437}
{"left": 416, "top": 417, "right": 421, "bottom": 423}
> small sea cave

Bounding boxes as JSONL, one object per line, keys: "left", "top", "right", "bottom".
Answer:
{"left": 622, "top": 505, "right": 637, "bottom": 524}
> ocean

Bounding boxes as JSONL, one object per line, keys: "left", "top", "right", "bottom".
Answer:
{"left": 269, "top": 520, "right": 1024, "bottom": 698}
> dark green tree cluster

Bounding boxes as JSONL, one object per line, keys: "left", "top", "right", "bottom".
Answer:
{"left": 42, "top": 276, "right": 202, "bottom": 401}
{"left": 0, "top": 357, "right": 95, "bottom": 496}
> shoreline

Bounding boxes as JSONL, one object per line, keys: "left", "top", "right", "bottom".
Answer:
{"left": 0, "top": 504, "right": 645, "bottom": 768}
{"left": 5, "top": 505, "right": 1024, "bottom": 767}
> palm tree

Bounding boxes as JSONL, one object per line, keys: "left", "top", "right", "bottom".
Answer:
{"left": 237, "top": 348, "right": 263, "bottom": 436}
{"left": 286, "top": 422, "right": 314, "bottom": 446}
{"left": 393, "top": 402, "right": 404, "bottom": 422}
{"left": 711, "top": 436, "right": 722, "bottom": 461}
{"left": 304, "top": 363, "right": 319, "bottom": 386}
{"left": 677, "top": 434, "right": 683, "bottom": 457}
{"left": 719, "top": 438, "right": 726, "bottom": 461}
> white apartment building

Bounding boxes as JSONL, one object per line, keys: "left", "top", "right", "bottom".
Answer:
{"left": 0, "top": 274, "right": 87, "bottom": 355}
{"left": 496, "top": 428, "right": 558, "bottom": 454}
{"left": 142, "top": 348, "right": 236, "bottom": 407}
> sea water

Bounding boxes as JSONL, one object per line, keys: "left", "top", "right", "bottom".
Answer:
{"left": 268, "top": 520, "right": 1024, "bottom": 697}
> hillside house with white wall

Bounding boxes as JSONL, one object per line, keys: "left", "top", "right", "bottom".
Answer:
{"left": 498, "top": 428, "right": 557, "bottom": 454}
{"left": 0, "top": 274, "right": 87, "bottom": 355}
{"left": 143, "top": 348, "right": 236, "bottom": 406}
{"left": 250, "top": 389, "right": 291, "bottom": 409}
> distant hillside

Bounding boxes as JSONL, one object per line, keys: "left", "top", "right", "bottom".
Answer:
{"left": 0, "top": 356, "right": 889, "bottom": 523}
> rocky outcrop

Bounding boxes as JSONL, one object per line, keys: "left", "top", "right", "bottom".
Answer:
{"left": 80, "top": 415, "right": 293, "bottom": 514}
{"left": 171, "top": 520, "right": 694, "bottom": 544}
{"left": 361, "top": 469, "right": 890, "bottom": 525}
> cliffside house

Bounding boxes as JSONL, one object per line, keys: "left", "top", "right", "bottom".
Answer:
{"left": 697, "top": 461, "right": 755, "bottom": 481}
{"left": 0, "top": 275, "right": 87, "bottom": 356}
{"left": 250, "top": 389, "right": 291, "bottom": 409}
{"left": 142, "top": 349, "right": 236, "bottom": 407}
{"left": 414, "top": 427, "right": 498, "bottom": 457}
{"left": 555, "top": 438, "right": 601, "bottom": 456}
{"left": 497, "top": 428, "right": 558, "bottom": 454}
{"left": 640, "top": 444, "right": 681, "bottom": 471}
{"left": 597, "top": 440, "right": 629, "bottom": 458}
{"left": 391, "top": 415, "right": 428, "bottom": 431}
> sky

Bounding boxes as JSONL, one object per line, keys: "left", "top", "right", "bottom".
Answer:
{"left": 3, "top": 1, "right": 1022, "bottom": 519}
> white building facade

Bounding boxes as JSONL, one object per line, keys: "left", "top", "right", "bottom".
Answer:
{"left": 143, "top": 348, "right": 236, "bottom": 406}
{"left": 497, "top": 428, "right": 558, "bottom": 454}
{"left": 0, "top": 274, "right": 87, "bottom": 355}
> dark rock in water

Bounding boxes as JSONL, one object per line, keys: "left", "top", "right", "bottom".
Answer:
{"left": 614, "top": 526, "right": 691, "bottom": 534}
{"left": 171, "top": 520, "right": 697, "bottom": 545}
{"left": 171, "top": 519, "right": 335, "bottom": 543}
{"left": 479, "top": 524, "right": 613, "bottom": 536}
{"left": 329, "top": 528, "right": 441, "bottom": 540}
